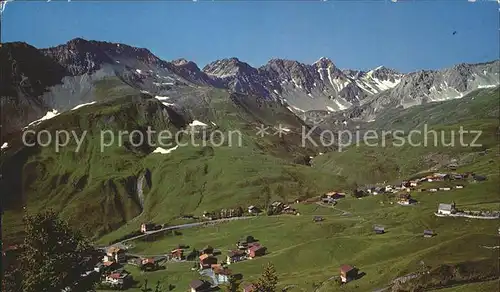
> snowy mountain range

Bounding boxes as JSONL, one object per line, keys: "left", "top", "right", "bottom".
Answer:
{"left": 1, "top": 38, "right": 499, "bottom": 136}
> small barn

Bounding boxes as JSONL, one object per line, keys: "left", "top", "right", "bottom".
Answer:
{"left": 374, "top": 226, "right": 385, "bottom": 234}
{"left": 423, "top": 230, "right": 435, "bottom": 238}
{"left": 340, "top": 264, "right": 358, "bottom": 283}
{"left": 189, "top": 279, "right": 211, "bottom": 292}
{"left": 226, "top": 250, "right": 247, "bottom": 265}
{"left": 247, "top": 244, "right": 267, "bottom": 259}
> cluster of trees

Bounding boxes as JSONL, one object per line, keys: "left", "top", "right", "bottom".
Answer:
{"left": 4, "top": 210, "right": 100, "bottom": 292}
{"left": 204, "top": 206, "right": 245, "bottom": 220}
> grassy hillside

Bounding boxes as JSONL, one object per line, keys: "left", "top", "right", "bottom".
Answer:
{"left": 1, "top": 88, "right": 343, "bottom": 244}
{"left": 370, "top": 86, "right": 500, "bottom": 132}
{"left": 2, "top": 84, "right": 498, "bottom": 291}
{"left": 313, "top": 87, "right": 499, "bottom": 185}
{"left": 97, "top": 150, "right": 500, "bottom": 292}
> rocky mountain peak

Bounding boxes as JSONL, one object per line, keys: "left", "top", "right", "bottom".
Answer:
{"left": 2, "top": 37, "right": 498, "bottom": 138}
{"left": 171, "top": 58, "right": 190, "bottom": 66}
{"left": 343, "top": 69, "right": 364, "bottom": 79}
{"left": 171, "top": 58, "right": 201, "bottom": 71}
{"left": 202, "top": 57, "right": 257, "bottom": 78}
{"left": 41, "top": 38, "right": 112, "bottom": 76}
{"left": 42, "top": 38, "right": 164, "bottom": 76}
{"left": 366, "top": 66, "right": 401, "bottom": 81}
{"left": 313, "top": 57, "right": 335, "bottom": 68}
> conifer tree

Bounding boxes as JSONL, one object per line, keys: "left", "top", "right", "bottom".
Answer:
{"left": 253, "top": 262, "right": 278, "bottom": 292}
{"left": 15, "top": 210, "right": 98, "bottom": 292}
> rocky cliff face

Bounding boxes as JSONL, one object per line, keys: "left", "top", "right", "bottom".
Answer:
{"left": 200, "top": 56, "right": 404, "bottom": 115}
{"left": 0, "top": 42, "right": 68, "bottom": 136}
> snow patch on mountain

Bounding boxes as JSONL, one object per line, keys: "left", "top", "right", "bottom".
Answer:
{"left": 71, "top": 101, "right": 96, "bottom": 111}
{"left": 478, "top": 84, "right": 497, "bottom": 89}
{"left": 333, "top": 99, "right": 349, "bottom": 110}
{"left": 153, "top": 82, "right": 174, "bottom": 86}
{"left": 152, "top": 145, "right": 178, "bottom": 154}
{"left": 155, "top": 96, "right": 170, "bottom": 101}
{"left": 25, "top": 109, "right": 60, "bottom": 128}
{"left": 189, "top": 120, "right": 208, "bottom": 127}
{"left": 287, "top": 105, "right": 306, "bottom": 113}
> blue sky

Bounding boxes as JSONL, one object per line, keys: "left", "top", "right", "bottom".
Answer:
{"left": 2, "top": 0, "right": 499, "bottom": 72}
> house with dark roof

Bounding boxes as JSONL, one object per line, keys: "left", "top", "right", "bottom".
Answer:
{"left": 226, "top": 250, "right": 247, "bottom": 265}
{"left": 325, "top": 191, "right": 346, "bottom": 200}
{"left": 189, "top": 279, "right": 211, "bottom": 292}
{"left": 374, "top": 226, "right": 385, "bottom": 234}
{"left": 340, "top": 264, "right": 358, "bottom": 283}
{"left": 199, "top": 254, "right": 218, "bottom": 269}
{"left": 247, "top": 205, "right": 261, "bottom": 214}
{"left": 140, "top": 222, "right": 156, "bottom": 233}
{"left": 423, "top": 230, "right": 435, "bottom": 238}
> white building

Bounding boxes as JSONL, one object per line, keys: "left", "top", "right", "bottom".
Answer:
{"left": 437, "top": 203, "right": 455, "bottom": 215}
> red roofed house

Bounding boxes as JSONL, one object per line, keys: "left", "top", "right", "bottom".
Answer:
{"left": 247, "top": 244, "right": 267, "bottom": 259}
{"left": 325, "top": 191, "right": 346, "bottom": 200}
{"left": 340, "top": 264, "right": 358, "bottom": 283}
{"left": 171, "top": 248, "right": 184, "bottom": 260}
{"left": 141, "top": 258, "right": 158, "bottom": 271}
{"left": 102, "top": 261, "right": 120, "bottom": 272}
{"left": 104, "top": 272, "right": 131, "bottom": 288}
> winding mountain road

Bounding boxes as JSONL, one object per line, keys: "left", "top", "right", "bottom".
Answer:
{"left": 107, "top": 216, "right": 254, "bottom": 248}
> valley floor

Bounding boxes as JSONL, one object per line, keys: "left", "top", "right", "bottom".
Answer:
{"left": 97, "top": 176, "right": 500, "bottom": 292}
